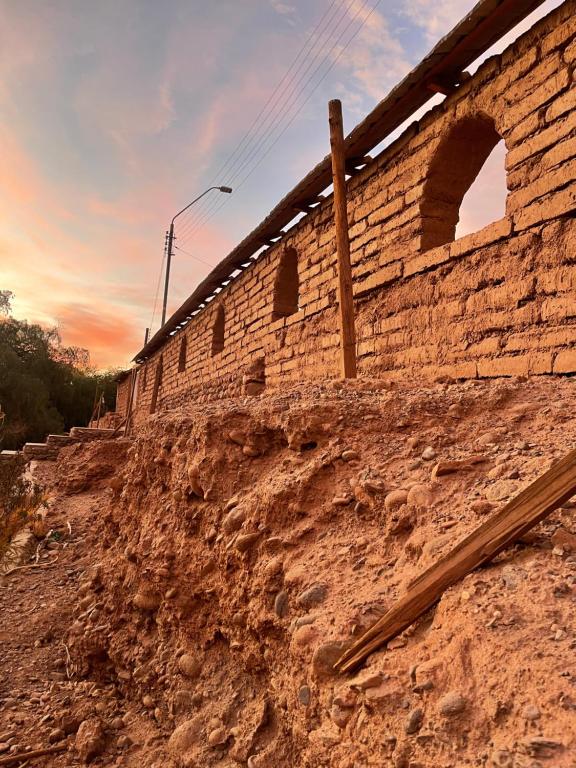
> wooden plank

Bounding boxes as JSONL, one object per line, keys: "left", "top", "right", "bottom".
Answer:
{"left": 335, "top": 446, "right": 576, "bottom": 673}
{"left": 329, "top": 99, "right": 357, "bottom": 379}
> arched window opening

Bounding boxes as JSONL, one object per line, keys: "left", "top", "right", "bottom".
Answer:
{"left": 272, "top": 247, "right": 299, "bottom": 319}
{"left": 150, "top": 356, "right": 163, "bottom": 414}
{"left": 178, "top": 335, "right": 187, "bottom": 372}
{"left": 456, "top": 140, "right": 507, "bottom": 239}
{"left": 211, "top": 304, "right": 225, "bottom": 356}
{"left": 420, "top": 114, "right": 504, "bottom": 251}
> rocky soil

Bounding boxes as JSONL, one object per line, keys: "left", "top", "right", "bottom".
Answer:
{"left": 1, "top": 376, "right": 576, "bottom": 767}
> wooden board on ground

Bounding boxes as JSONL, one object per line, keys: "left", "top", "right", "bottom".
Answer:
{"left": 335, "top": 446, "right": 576, "bottom": 673}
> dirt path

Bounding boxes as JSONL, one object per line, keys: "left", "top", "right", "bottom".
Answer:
{"left": 0, "top": 488, "right": 98, "bottom": 761}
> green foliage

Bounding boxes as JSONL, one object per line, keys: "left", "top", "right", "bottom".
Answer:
{"left": 0, "top": 300, "right": 119, "bottom": 450}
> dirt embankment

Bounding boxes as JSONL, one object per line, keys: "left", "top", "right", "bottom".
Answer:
{"left": 1, "top": 377, "right": 576, "bottom": 768}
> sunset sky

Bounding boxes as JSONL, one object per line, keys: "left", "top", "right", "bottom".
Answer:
{"left": 0, "top": 0, "right": 561, "bottom": 368}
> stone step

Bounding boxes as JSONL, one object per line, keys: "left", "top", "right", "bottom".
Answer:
{"left": 69, "top": 427, "right": 118, "bottom": 441}
{"left": 0, "top": 450, "right": 20, "bottom": 462}
{"left": 22, "top": 443, "right": 56, "bottom": 460}
{"left": 46, "top": 434, "right": 74, "bottom": 447}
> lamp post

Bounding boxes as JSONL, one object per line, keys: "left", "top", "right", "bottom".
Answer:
{"left": 161, "top": 185, "right": 232, "bottom": 327}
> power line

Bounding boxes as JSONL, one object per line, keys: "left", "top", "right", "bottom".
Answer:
{"left": 180, "top": 0, "right": 382, "bottom": 248}
{"left": 175, "top": 0, "right": 351, "bottom": 241}
{"left": 177, "top": 0, "right": 361, "bottom": 246}
{"left": 149, "top": 233, "right": 168, "bottom": 334}
{"left": 173, "top": 244, "right": 215, "bottom": 268}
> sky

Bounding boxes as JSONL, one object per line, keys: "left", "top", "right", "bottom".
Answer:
{"left": 0, "top": 0, "right": 562, "bottom": 369}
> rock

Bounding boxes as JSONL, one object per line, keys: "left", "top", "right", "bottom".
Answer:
{"left": 438, "top": 691, "right": 467, "bottom": 717}
{"left": 274, "top": 590, "right": 289, "bottom": 618}
{"left": 142, "top": 694, "right": 154, "bottom": 708}
{"left": 311, "top": 641, "right": 349, "bottom": 681}
{"left": 178, "top": 654, "right": 201, "bottom": 679}
{"left": 225, "top": 495, "right": 239, "bottom": 512}
{"left": 407, "top": 484, "right": 433, "bottom": 508}
{"left": 405, "top": 708, "right": 424, "bottom": 734}
{"left": 75, "top": 718, "right": 105, "bottom": 764}
{"left": 341, "top": 450, "right": 359, "bottom": 462}
{"left": 478, "top": 430, "right": 502, "bottom": 446}
{"left": 485, "top": 480, "right": 519, "bottom": 502}
{"left": 117, "top": 734, "right": 132, "bottom": 748}
{"left": 133, "top": 591, "right": 161, "bottom": 612}
{"left": 332, "top": 495, "right": 352, "bottom": 506}
{"left": 110, "top": 717, "right": 123, "bottom": 730}
{"left": 263, "top": 556, "right": 283, "bottom": 580}
{"left": 223, "top": 509, "right": 245, "bottom": 534}
{"left": 0, "top": 744, "right": 8, "bottom": 755}
{"left": 421, "top": 447, "right": 436, "bottom": 461}
{"left": 349, "top": 671, "right": 383, "bottom": 690}
{"left": 236, "top": 532, "right": 261, "bottom": 553}
{"left": 298, "top": 685, "right": 311, "bottom": 706}
{"left": 384, "top": 490, "right": 408, "bottom": 512}
{"left": 48, "top": 727, "right": 65, "bottom": 743}
{"left": 61, "top": 714, "right": 81, "bottom": 734}
{"left": 522, "top": 703, "right": 541, "bottom": 721}
{"left": 167, "top": 716, "right": 204, "bottom": 756}
{"left": 207, "top": 726, "right": 228, "bottom": 747}
{"left": 330, "top": 703, "right": 353, "bottom": 729}
{"left": 551, "top": 527, "right": 576, "bottom": 553}
{"left": 242, "top": 445, "right": 260, "bottom": 458}
{"left": 432, "top": 455, "right": 485, "bottom": 477}
{"left": 228, "top": 430, "right": 246, "bottom": 446}
{"left": 297, "top": 583, "right": 328, "bottom": 609}
{"left": 470, "top": 499, "right": 495, "bottom": 515}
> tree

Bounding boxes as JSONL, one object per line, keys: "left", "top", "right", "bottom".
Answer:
{"left": 0, "top": 290, "right": 13, "bottom": 316}
{"left": 0, "top": 295, "right": 119, "bottom": 450}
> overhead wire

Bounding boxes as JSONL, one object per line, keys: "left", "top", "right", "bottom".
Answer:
{"left": 180, "top": 0, "right": 382, "bottom": 247}
{"left": 155, "top": 0, "right": 383, "bottom": 335}
{"left": 175, "top": 0, "right": 351, "bottom": 242}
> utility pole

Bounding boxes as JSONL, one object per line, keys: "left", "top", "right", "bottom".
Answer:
{"left": 329, "top": 99, "right": 357, "bottom": 379}
{"left": 161, "top": 224, "right": 175, "bottom": 327}
{"left": 160, "top": 186, "right": 232, "bottom": 328}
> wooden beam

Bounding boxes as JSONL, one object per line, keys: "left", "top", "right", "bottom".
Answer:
{"left": 329, "top": 99, "right": 357, "bottom": 379}
{"left": 335, "top": 446, "right": 576, "bottom": 673}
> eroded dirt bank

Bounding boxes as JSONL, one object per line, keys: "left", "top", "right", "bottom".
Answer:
{"left": 1, "top": 377, "right": 576, "bottom": 767}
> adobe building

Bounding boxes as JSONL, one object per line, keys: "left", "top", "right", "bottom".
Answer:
{"left": 117, "top": 0, "right": 576, "bottom": 427}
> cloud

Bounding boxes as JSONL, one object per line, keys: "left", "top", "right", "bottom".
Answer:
{"left": 402, "top": 0, "right": 475, "bottom": 44}
{"left": 270, "top": 0, "right": 299, "bottom": 25}
{"left": 329, "top": 0, "right": 412, "bottom": 110}
{"left": 53, "top": 302, "right": 143, "bottom": 369}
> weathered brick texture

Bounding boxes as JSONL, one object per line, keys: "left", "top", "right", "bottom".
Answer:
{"left": 119, "top": 1, "right": 576, "bottom": 424}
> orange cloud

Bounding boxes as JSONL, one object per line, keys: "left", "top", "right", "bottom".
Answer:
{"left": 54, "top": 303, "right": 143, "bottom": 369}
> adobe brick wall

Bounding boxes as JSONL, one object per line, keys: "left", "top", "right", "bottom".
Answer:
{"left": 123, "top": 0, "right": 576, "bottom": 425}
{"left": 116, "top": 376, "right": 131, "bottom": 419}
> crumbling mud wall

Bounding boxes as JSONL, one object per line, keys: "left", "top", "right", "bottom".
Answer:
{"left": 124, "top": 1, "right": 576, "bottom": 424}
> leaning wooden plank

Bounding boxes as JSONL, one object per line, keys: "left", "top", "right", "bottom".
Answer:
{"left": 335, "top": 446, "right": 576, "bottom": 673}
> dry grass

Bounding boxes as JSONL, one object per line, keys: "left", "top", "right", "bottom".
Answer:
{"left": 0, "top": 456, "right": 43, "bottom": 558}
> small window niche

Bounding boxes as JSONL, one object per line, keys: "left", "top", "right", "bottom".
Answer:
{"left": 178, "top": 335, "right": 187, "bottom": 372}
{"left": 211, "top": 304, "right": 225, "bottom": 356}
{"left": 272, "top": 247, "right": 299, "bottom": 319}
{"left": 150, "top": 356, "right": 163, "bottom": 414}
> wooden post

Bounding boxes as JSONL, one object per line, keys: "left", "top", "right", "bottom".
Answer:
{"left": 329, "top": 99, "right": 357, "bottom": 378}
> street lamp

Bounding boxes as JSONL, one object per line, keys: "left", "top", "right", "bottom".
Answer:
{"left": 161, "top": 185, "right": 232, "bottom": 327}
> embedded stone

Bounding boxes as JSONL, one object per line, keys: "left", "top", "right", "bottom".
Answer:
{"left": 438, "top": 690, "right": 467, "bottom": 717}
{"left": 297, "top": 583, "right": 328, "bottom": 609}
{"left": 178, "top": 653, "right": 202, "bottom": 679}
